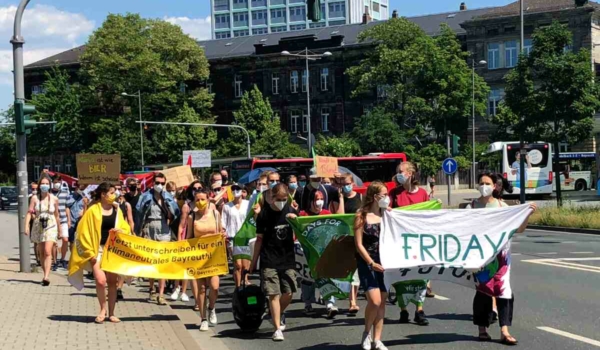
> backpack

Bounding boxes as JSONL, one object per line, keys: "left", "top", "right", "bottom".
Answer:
{"left": 231, "top": 271, "right": 266, "bottom": 332}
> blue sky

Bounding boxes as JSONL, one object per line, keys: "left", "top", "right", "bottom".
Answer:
{"left": 0, "top": 0, "right": 514, "bottom": 113}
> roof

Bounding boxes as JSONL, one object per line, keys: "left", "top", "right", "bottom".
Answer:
{"left": 25, "top": 7, "right": 495, "bottom": 68}
{"left": 475, "top": 0, "right": 599, "bottom": 20}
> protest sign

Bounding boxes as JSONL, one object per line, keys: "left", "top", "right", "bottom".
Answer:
{"left": 315, "top": 156, "right": 338, "bottom": 178}
{"left": 161, "top": 165, "right": 194, "bottom": 188}
{"left": 183, "top": 150, "right": 211, "bottom": 168}
{"left": 76, "top": 154, "right": 121, "bottom": 185}
{"left": 101, "top": 231, "right": 228, "bottom": 280}
{"left": 294, "top": 242, "right": 350, "bottom": 300}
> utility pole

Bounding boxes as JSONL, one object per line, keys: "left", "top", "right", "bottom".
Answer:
{"left": 519, "top": 0, "right": 527, "bottom": 204}
{"left": 447, "top": 131, "right": 452, "bottom": 206}
{"left": 11, "top": 0, "right": 32, "bottom": 273}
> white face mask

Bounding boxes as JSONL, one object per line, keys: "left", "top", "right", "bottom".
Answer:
{"left": 310, "top": 181, "right": 321, "bottom": 189}
{"left": 169, "top": 191, "right": 176, "bottom": 197}
{"left": 258, "top": 185, "right": 268, "bottom": 193}
{"left": 53, "top": 183, "right": 61, "bottom": 190}
{"left": 378, "top": 196, "right": 390, "bottom": 209}
{"left": 479, "top": 184, "right": 494, "bottom": 198}
{"left": 213, "top": 180, "right": 222, "bottom": 187}
{"left": 315, "top": 200, "right": 324, "bottom": 210}
{"left": 274, "top": 200, "right": 286, "bottom": 211}
{"left": 114, "top": 190, "right": 121, "bottom": 198}
{"left": 234, "top": 190, "right": 243, "bottom": 198}
{"left": 155, "top": 184, "right": 164, "bottom": 193}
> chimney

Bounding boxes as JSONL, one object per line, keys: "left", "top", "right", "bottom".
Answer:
{"left": 362, "top": 7, "right": 372, "bottom": 24}
{"left": 460, "top": 2, "right": 467, "bottom": 11}
{"left": 392, "top": 10, "right": 398, "bottom": 19}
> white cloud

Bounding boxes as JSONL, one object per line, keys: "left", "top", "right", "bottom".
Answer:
{"left": 164, "top": 15, "right": 212, "bottom": 40}
{"left": 0, "top": 4, "right": 95, "bottom": 44}
{"left": 0, "top": 48, "right": 69, "bottom": 74}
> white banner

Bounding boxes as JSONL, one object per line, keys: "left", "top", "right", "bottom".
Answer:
{"left": 380, "top": 204, "right": 531, "bottom": 270}
{"left": 183, "top": 150, "right": 211, "bottom": 168}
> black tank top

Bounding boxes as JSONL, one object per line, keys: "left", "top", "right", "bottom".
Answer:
{"left": 101, "top": 209, "right": 117, "bottom": 246}
{"left": 344, "top": 193, "right": 362, "bottom": 214}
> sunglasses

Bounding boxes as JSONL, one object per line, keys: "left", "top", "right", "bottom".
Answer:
{"left": 155, "top": 181, "right": 166, "bottom": 185}
{"left": 213, "top": 187, "right": 222, "bottom": 192}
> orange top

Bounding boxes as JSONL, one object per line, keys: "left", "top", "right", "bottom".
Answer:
{"left": 188, "top": 209, "right": 221, "bottom": 238}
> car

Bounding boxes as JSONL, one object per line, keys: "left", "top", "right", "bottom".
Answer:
{"left": 0, "top": 186, "right": 18, "bottom": 210}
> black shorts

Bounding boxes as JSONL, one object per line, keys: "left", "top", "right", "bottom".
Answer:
{"left": 68, "top": 226, "right": 77, "bottom": 243}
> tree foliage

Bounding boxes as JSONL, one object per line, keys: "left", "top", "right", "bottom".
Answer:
{"left": 314, "top": 134, "right": 362, "bottom": 157}
{"left": 0, "top": 108, "right": 16, "bottom": 184}
{"left": 350, "top": 107, "right": 412, "bottom": 155}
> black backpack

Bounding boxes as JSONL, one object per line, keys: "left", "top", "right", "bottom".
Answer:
{"left": 232, "top": 271, "right": 266, "bottom": 332}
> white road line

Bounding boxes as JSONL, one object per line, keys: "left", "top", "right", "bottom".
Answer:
{"left": 538, "top": 327, "right": 600, "bottom": 347}
{"left": 524, "top": 260, "right": 600, "bottom": 273}
{"left": 570, "top": 252, "right": 594, "bottom": 254}
{"left": 546, "top": 261, "right": 600, "bottom": 271}
{"left": 527, "top": 229, "right": 600, "bottom": 238}
{"left": 512, "top": 253, "right": 522, "bottom": 256}
{"left": 555, "top": 257, "right": 600, "bottom": 261}
{"left": 433, "top": 295, "right": 450, "bottom": 301}
{"left": 538, "top": 252, "right": 558, "bottom": 255}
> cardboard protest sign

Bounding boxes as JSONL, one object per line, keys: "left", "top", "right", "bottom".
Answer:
{"left": 161, "top": 165, "right": 194, "bottom": 188}
{"left": 315, "top": 156, "right": 338, "bottom": 178}
{"left": 76, "top": 154, "right": 121, "bottom": 185}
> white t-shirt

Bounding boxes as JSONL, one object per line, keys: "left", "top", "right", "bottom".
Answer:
{"left": 222, "top": 200, "right": 249, "bottom": 238}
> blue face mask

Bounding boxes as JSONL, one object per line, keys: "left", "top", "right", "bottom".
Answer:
{"left": 269, "top": 181, "right": 279, "bottom": 189}
{"left": 289, "top": 183, "right": 298, "bottom": 190}
{"left": 299, "top": 181, "right": 306, "bottom": 188}
{"left": 40, "top": 184, "right": 50, "bottom": 193}
{"left": 342, "top": 184, "right": 353, "bottom": 194}
{"left": 396, "top": 173, "right": 407, "bottom": 185}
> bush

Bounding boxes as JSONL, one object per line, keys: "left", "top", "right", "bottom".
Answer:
{"left": 529, "top": 205, "right": 600, "bottom": 230}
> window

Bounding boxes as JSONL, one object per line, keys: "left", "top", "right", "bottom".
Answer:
{"left": 505, "top": 40, "right": 518, "bottom": 68}
{"left": 488, "top": 88, "right": 504, "bottom": 116}
{"left": 65, "top": 163, "right": 71, "bottom": 174}
{"left": 329, "top": 2, "right": 346, "bottom": 17}
{"left": 207, "top": 83, "right": 213, "bottom": 94}
{"left": 524, "top": 39, "right": 533, "bottom": 56}
{"left": 252, "top": 28, "right": 268, "bottom": 35}
{"left": 310, "top": 22, "right": 326, "bottom": 28}
{"left": 302, "top": 69, "right": 307, "bottom": 92}
{"left": 272, "top": 74, "right": 279, "bottom": 95}
{"left": 234, "top": 29, "right": 249, "bottom": 37}
{"left": 32, "top": 85, "right": 44, "bottom": 95}
{"left": 44, "top": 164, "right": 51, "bottom": 171}
{"left": 487, "top": 43, "right": 500, "bottom": 69}
{"left": 270, "top": 0, "right": 286, "bottom": 5}
{"left": 320, "top": 68, "right": 329, "bottom": 91}
{"left": 290, "top": 111, "right": 299, "bottom": 133}
{"left": 373, "top": 2, "right": 380, "bottom": 12}
{"left": 302, "top": 111, "right": 308, "bottom": 133}
{"left": 271, "top": 26, "right": 287, "bottom": 32}
{"left": 215, "top": 32, "right": 231, "bottom": 39}
{"left": 290, "top": 70, "right": 299, "bottom": 93}
{"left": 290, "top": 24, "right": 306, "bottom": 31}
{"left": 235, "top": 75, "right": 243, "bottom": 98}
{"left": 251, "top": 0, "right": 267, "bottom": 7}
{"left": 328, "top": 20, "right": 345, "bottom": 26}
{"left": 559, "top": 142, "right": 570, "bottom": 153}
{"left": 214, "top": 0, "right": 230, "bottom": 11}
{"left": 252, "top": 10, "right": 267, "bottom": 25}
{"left": 271, "top": 9, "right": 286, "bottom": 23}
{"left": 34, "top": 164, "right": 40, "bottom": 181}
{"left": 321, "top": 108, "right": 330, "bottom": 132}
{"left": 233, "top": 0, "right": 248, "bottom": 9}
{"left": 233, "top": 13, "right": 249, "bottom": 27}
{"left": 55, "top": 164, "right": 61, "bottom": 173}
{"left": 215, "top": 14, "right": 230, "bottom": 29}
{"left": 290, "top": 6, "right": 306, "bottom": 22}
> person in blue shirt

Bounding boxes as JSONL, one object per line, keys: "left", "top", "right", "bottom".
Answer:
{"left": 67, "top": 182, "right": 89, "bottom": 252}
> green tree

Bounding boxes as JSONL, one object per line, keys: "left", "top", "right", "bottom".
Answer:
{"left": 220, "top": 85, "right": 304, "bottom": 158}
{"left": 79, "top": 13, "right": 212, "bottom": 169}
{"left": 314, "top": 134, "right": 361, "bottom": 157}
{"left": 493, "top": 22, "right": 600, "bottom": 205}
{"left": 350, "top": 107, "right": 412, "bottom": 154}
{"left": 347, "top": 19, "right": 488, "bottom": 141}
{"left": 0, "top": 108, "right": 16, "bottom": 184}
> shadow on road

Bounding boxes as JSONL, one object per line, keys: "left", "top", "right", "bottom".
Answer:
{"left": 1, "top": 278, "right": 42, "bottom": 285}
{"left": 48, "top": 314, "right": 179, "bottom": 323}
{"left": 427, "top": 313, "right": 472, "bottom": 321}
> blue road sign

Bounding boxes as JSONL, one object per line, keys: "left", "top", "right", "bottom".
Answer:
{"left": 442, "top": 158, "right": 458, "bottom": 175}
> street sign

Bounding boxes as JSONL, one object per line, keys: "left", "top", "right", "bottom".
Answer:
{"left": 183, "top": 150, "right": 211, "bottom": 168}
{"left": 442, "top": 158, "right": 458, "bottom": 175}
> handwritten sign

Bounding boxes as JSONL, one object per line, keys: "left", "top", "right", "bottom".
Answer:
{"left": 315, "top": 156, "right": 338, "bottom": 178}
{"left": 161, "top": 165, "right": 194, "bottom": 188}
{"left": 183, "top": 150, "right": 211, "bottom": 168}
{"left": 76, "top": 154, "right": 121, "bottom": 185}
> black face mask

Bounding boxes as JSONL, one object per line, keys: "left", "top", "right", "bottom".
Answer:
{"left": 129, "top": 185, "right": 138, "bottom": 192}
{"left": 222, "top": 176, "right": 228, "bottom": 183}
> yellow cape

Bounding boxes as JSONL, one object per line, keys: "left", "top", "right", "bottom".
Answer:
{"left": 67, "top": 202, "right": 131, "bottom": 290}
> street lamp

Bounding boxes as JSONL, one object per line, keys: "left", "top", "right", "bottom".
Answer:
{"left": 281, "top": 48, "right": 333, "bottom": 156}
{"left": 471, "top": 59, "right": 487, "bottom": 189}
{"left": 121, "top": 90, "right": 144, "bottom": 171}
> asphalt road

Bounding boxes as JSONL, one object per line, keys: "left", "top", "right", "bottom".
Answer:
{"left": 2, "top": 210, "right": 600, "bottom": 350}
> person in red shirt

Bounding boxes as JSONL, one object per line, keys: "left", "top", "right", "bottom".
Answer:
{"left": 388, "top": 161, "right": 431, "bottom": 326}
{"left": 298, "top": 191, "right": 339, "bottom": 319}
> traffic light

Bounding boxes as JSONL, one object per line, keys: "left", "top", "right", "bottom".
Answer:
{"left": 307, "top": 0, "right": 321, "bottom": 22}
{"left": 452, "top": 134, "right": 460, "bottom": 156}
{"left": 14, "top": 100, "right": 36, "bottom": 135}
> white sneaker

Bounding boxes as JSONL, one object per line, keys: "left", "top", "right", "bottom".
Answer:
{"left": 279, "top": 314, "right": 286, "bottom": 331}
{"left": 208, "top": 308, "right": 218, "bottom": 326}
{"left": 181, "top": 293, "right": 190, "bottom": 302}
{"left": 199, "top": 320, "right": 209, "bottom": 332}
{"left": 326, "top": 303, "right": 339, "bottom": 319}
{"left": 373, "top": 340, "right": 388, "bottom": 350}
{"left": 170, "top": 287, "right": 181, "bottom": 301}
{"left": 361, "top": 331, "right": 372, "bottom": 350}
{"left": 272, "top": 330, "right": 284, "bottom": 342}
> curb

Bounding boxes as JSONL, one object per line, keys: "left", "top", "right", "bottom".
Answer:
{"left": 528, "top": 225, "right": 600, "bottom": 235}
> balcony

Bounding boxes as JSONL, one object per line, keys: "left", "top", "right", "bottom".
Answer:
{"left": 214, "top": 0, "right": 230, "bottom": 12}
{"left": 251, "top": 0, "right": 267, "bottom": 7}
{"left": 270, "top": 0, "right": 286, "bottom": 6}
{"left": 233, "top": 0, "right": 249, "bottom": 10}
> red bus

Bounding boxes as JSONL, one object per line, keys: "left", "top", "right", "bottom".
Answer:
{"left": 231, "top": 153, "right": 407, "bottom": 191}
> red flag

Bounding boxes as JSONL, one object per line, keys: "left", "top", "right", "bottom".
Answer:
{"left": 186, "top": 154, "right": 193, "bottom": 167}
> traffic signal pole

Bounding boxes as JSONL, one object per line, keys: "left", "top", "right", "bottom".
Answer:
{"left": 447, "top": 131, "right": 452, "bottom": 207}
{"left": 11, "top": 0, "right": 31, "bottom": 273}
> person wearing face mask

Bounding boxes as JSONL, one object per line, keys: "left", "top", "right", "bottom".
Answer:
{"left": 388, "top": 162, "right": 431, "bottom": 326}
{"left": 300, "top": 170, "right": 342, "bottom": 214}
{"left": 28, "top": 181, "right": 40, "bottom": 265}
{"left": 68, "top": 182, "right": 131, "bottom": 324}
{"left": 340, "top": 173, "right": 363, "bottom": 314}
{"left": 67, "top": 182, "right": 89, "bottom": 252}
{"left": 298, "top": 174, "right": 308, "bottom": 189}
{"left": 355, "top": 182, "right": 390, "bottom": 350}
{"left": 220, "top": 169, "right": 230, "bottom": 186}
{"left": 25, "top": 175, "right": 62, "bottom": 285}
{"left": 124, "top": 178, "right": 141, "bottom": 235}
{"left": 114, "top": 184, "right": 135, "bottom": 299}
{"left": 188, "top": 189, "right": 225, "bottom": 331}
{"left": 136, "top": 172, "right": 180, "bottom": 305}
{"left": 50, "top": 175, "right": 71, "bottom": 271}
{"left": 246, "top": 174, "right": 269, "bottom": 217}
{"left": 287, "top": 175, "right": 303, "bottom": 206}
{"left": 466, "top": 173, "right": 536, "bottom": 345}
{"left": 250, "top": 183, "right": 298, "bottom": 342}
{"left": 221, "top": 184, "right": 250, "bottom": 287}
{"left": 298, "top": 191, "right": 340, "bottom": 318}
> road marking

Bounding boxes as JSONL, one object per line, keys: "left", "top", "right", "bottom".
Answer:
{"left": 527, "top": 229, "right": 600, "bottom": 238}
{"left": 570, "top": 252, "right": 594, "bottom": 254}
{"left": 538, "top": 252, "right": 558, "bottom": 255}
{"left": 512, "top": 253, "right": 522, "bottom": 256}
{"left": 554, "top": 257, "right": 600, "bottom": 261}
{"left": 523, "top": 259, "right": 600, "bottom": 273}
{"left": 538, "top": 327, "right": 600, "bottom": 347}
{"left": 433, "top": 295, "right": 450, "bottom": 301}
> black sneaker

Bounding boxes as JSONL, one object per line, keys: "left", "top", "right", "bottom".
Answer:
{"left": 51, "top": 262, "right": 58, "bottom": 272}
{"left": 491, "top": 311, "right": 498, "bottom": 324}
{"left": 414, "top": 310, "right": 429, "bottom": 326}
{"left": 61, "top": 259, "right": 68, "bottom": 269}
{"left": 399, "top": 310, "right": 410, "bottom": 324}
{"left": 117, "top": 289, "right": 124, "bottom": 301}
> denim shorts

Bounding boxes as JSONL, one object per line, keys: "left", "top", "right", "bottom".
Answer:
{"left": 357, "top": 256, "right": 387, "bottom": 293}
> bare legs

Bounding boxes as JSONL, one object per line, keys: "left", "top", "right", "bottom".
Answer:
{"left": 364, "top": 289, "right": 387, "bottom": 342}
{"left": 197, "top": 276, "right": 220, "bottom": 320}
{"left": 93, "top": 260, "right": 118, "bottom": 322}
{"left": 234, "top": 259, "right": 250, "bottom": 287}
{"left": 269, "top": 292, "right": 293, "bottom": 331}
{"left": 42, "top": 241, "right": 53, "bottom": 281}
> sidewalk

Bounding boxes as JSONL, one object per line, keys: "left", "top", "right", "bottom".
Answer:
{"left": 0, "top": 255, "right": 203, "bottom": 350}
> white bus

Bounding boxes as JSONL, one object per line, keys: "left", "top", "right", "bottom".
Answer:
{"left": 487, "top": 141, "right": 553, "bottom": 196}
{"left": 553, "top": 152, "right": 596, "bottom": 191}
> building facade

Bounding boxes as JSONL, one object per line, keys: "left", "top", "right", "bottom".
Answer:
{"left": 210, "top": 0, "right": 388, "bottom": 39}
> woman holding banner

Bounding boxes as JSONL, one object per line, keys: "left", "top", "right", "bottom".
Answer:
{"left": 467, "top": 173, "right": 536, "bottom": 346}
{"left": 188, "top": 189, "right": 225, "bottom": 332}
{"left": 388, "top": 162, "right": 430, "bottom": 326}
{"left": 355, "top": 181, "right": 390, "bottom": 350}
{"left": 68, "top": 182, "right": 131, "bottom": 324}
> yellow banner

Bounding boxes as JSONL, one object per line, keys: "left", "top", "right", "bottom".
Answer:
{"left": 101, "top": 232, "right": 228, "bottom": 280}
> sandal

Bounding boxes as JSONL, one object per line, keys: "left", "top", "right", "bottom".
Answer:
{"left": 501, "top": 335, "right": 518, "bottom": 346}
{"left": 41, "top": 279, "right": 50, "bottom": 287}
{"left": 157, "top": 296, "right": 167, "bottom": 305}
{"left": 94, "top": 315, "right": 106, "bottom": 324}
{"left": 193, "top": 305, "right": 200, "bottom": 312}
{"left": 478, "top": 332, "right": 492, "bottom": 342}
{"left": 108, "top": 316, "right": 121, "bottom": 323}
{"left": 348, "top": 305, "right": 360, "bottom": 314}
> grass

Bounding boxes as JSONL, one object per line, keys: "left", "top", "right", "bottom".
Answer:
{"left": 529, "top": 205, "right": 600, "bottom": 230}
